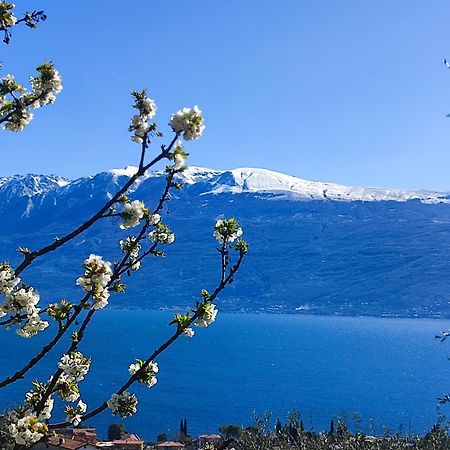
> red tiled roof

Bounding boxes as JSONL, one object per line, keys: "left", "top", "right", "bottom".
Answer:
{"left": 47, "top": 436, "right": 88, "bottom": 449}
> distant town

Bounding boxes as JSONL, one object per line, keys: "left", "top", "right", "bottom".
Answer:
{"left": 31, "top": 426, "right": 239, "bottom": 450}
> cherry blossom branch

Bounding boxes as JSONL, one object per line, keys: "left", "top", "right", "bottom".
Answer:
{"left": 0, "top": 306, "right": 53, "bottom": 327}
{"left": 0, "top": 312, "right": 27, "bottom": 326}
{"left": 50, "top": 246, "right": 246, "bottom": 428}
{"left": 0, "top": 296, "right": 89, "bottom": 389}
{"left": 1, "top": 8, "right": 47, "bottom": 45}
{"left": 32, "top": 171, "right": 177, "bottom": 415}
{"left": 0, "top": 90, "right": 46, "bottom": 125}
{"left": 13, "top": 133, "right": 179, "bottom": 278}
{"left": 0, "top": 165, "right": 176, "bottom": 390}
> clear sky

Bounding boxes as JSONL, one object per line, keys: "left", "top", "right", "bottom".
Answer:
{"left": 2, "top": 0, "right": 450, "bottom": 190}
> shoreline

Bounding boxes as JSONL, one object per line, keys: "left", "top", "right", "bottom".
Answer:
{"left": 100, "top": 307, "right": 450, "bottom": 322}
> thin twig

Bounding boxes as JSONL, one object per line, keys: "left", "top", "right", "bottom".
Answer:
{"left": 50, "top": 251, "right": 245, "bottom": 428}
{"left": 14, "top": 134, "right": 179, "bottom": 277}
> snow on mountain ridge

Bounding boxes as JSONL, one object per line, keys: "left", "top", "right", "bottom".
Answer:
{"left": 1, "top": 167, "right": 449, "bottom": 204}
{"left": 0, "top": 174, "right": 69, "bottom": 197}
{"left": 177, "top": 167, "right": 450, "bottom": 204}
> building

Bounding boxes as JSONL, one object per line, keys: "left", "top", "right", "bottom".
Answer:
{"left": 32, "top": 435, "right": 97, "bottom": 450}
{"left": 55, "top": 428, "right": 99, "bottom": 445}
{"left": 154, "top": 442, "right": 185, "bottom": 450}
{"left": 106, "top": 433, "right": 144, "bottom": 450}
{"left": 196, "top": 434, "right": 223, "bottom": 449}
{"left": 32, "top": 428, "right": 144, "bottom": 450}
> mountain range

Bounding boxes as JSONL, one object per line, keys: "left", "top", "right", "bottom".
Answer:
{"left": 1, "top": 166, "right": 450, "bottom": 318}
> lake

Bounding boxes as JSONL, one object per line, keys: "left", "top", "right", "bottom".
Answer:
{"left": 1, "top": 311, "right": 449, "bottom": 441}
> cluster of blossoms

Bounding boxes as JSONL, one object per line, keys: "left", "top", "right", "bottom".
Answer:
{"left": 7, "top": 411, "right": 48, "bottom": 446}
{"left": 58, "top": 351, "right": 91, "bottom": 382}
{"left": 195, "top": 301, "right": 218, "bottom": 328}
{"left": 183, "top": 327, "right": 195, "bottom": 337}
{"left": 65, "top": 400, "right": 87, "bottom": 426}
{"left": 213, "top": 218, "right": 243, "bottom": 243}
{"left": 128, "top": 358, "right": 159, "bottom": 388}
{"left": 24, "top": 380, "right": 54, "bottom": 420}
{"left": 30, "top": 62, "right": 62, "bottom": 107}
{"left": 1, "top": 62, "right": 62, "bottom": 132}
{"left": 169, "top": 106, "right": 205, "bottom": 140}
{"left": 170, "top": 313, "right": 195, "bottom": 338}
{"left": 0, "top": 261, "right": 19, "bottom": 295}
{"left": 107, "top": 391, "right": 138, "bottom": 418}
{"left": 169, "top": 140, "right": 188, "bottom": 171}
{"left": 120, "top": 236, "right": 142, "bottom": 271}
{"left": 54, "top": 373, "right": 80, "bottom": 402}
{"left": 119, "top": 199, "right": 148, "bottom": 229}
{"left": 16, "top": 310, "right": 49, "bottom": 338}
{"left": 76, "top": 254, "right": 113, "bottom": 309}
{"left": 148, "top": 222, "right": 175, "bottom": 244}
{"left": 7, "top": 377, "right": 56, "bottom": 445}
{"left": 0, "top": 262, "right": 49, "bottom": 337}
{"left": 0, "top": 2, "right": 17, "bottom": 28}
{"left": 1, "top": 285, "right": 39, "bottom": 315}
{"left": 0, "top": 3, "right": 47, "bottom": 33}
{"left": 129, "top": 90, "right": 157, "bottom": 144}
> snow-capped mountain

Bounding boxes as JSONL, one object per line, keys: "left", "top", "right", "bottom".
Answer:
{"left": 177, "top": 166, "right": 450, "bottom": 203}
{"left": 2, "top": 167, "right": 450, "bottom": 318}
{"left": 0, "top": 173, "right": 68, "bottom": 198}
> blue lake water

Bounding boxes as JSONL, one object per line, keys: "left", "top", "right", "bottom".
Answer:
{"left": 1, "top": 311, "right": 450, "bottom": 441}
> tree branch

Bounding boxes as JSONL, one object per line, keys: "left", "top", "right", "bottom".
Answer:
{"left": 32, "top": 170, "right": 177, "bottom": 415}
{"left": 49, "top": 250, "right": 245, "bottom": 428}
{"left": 0, "top": 296, "right": 89, "bottom": 389}
{"left": 13, "top": 133, "right": 179, "bottom": 277}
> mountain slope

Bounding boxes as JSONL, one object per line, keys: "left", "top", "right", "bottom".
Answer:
{"left": 1, "top": 167, "right": 450, "bottom": 318}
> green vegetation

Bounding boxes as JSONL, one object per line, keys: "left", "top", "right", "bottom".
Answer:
{"left": 107, "top": 422, "right": 127, "bottom": 441}
{"left": 219, "top": 414, "right": 450, "bottom": 450}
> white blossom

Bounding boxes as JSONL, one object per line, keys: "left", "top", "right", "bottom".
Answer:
{"left": 173, "top": 152, "right": 186, "bottom": 170}
{"left": 76, "top": 254, "right": 112, "bottom": 309}
{"left": 2, "top": 62, "right": 62, "bottom": 132}
{"left": 148, "top": 213, "right": 161, "bottom": 225}
{"left": 130, "top": 261, "right": 141, "bottom": 271}
{"left": 148, "top": 222, "right": 175, "bottom": 244}
{"left": 107, "top": 391, "right": 138, "bottom": 418}
{"left": 120, "top": 200, "right": 147, "bottom": 229}
{"left": 0, "top": 262, "right": 20, "bottom": 295}
{"left": 8, "top": 413, "right": 48, "bottom": 446}
{"left": 30, "top": 64, "right": 63, "bottom": 107}
{"left": 195, "top": 302, "right": 218, "bottom": 328}
{"left": 3, "top": 108, "right": 33, "bottom": 132}
{"left": 16, "top": 313, "right": 49, "bottom": 338}
{"left": 55, "top": 373, "right": 80, "bottom": 402}
{"left": 183, "top": 327, "right": 195, "bottom": 337}
{"left": 141, "top": 97, "right": 157, "bottom": 118}
{"left": 1, "top": 286, "right": 40, "bottom": 316}
{"left": 131, "top": 135, "right": 143, "bottom": 144}
{"left": 129, "top": 94, "right": 156, "bottom": 143}
{"left": 213, "top": 218, "right": 243, "bottom": 244}
{"left": 24, "top": 382, "right": 54, "bottom": 421}
{"left": 37, "top": 397, "right": 54, "bottom": 421}
{"left": 0, "top": 4, "right": 17, "bottom": 28}
{"left": 169, "top": 106, "right": 205, "bottom": 140}
{"left": 120, "top": 236, "right": 143, "bottom": 272}
{"left": 0, "top": 267, "right": 48, "bottom": 337}
{"left": 91, "top": 286, "right": 110, "bottom": 309}
{"left": 128, "top": 359, "right": 158, "bottom": 388}
{"left": 65, "top": 400, "right": 87, "bottom": 426}
{"left": 58, "top": 351, "right": 91, "bottom": 382}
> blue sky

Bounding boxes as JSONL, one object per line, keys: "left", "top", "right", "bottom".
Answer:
{"left": 2, "top": 0, "right": 450, "bottom": 190}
